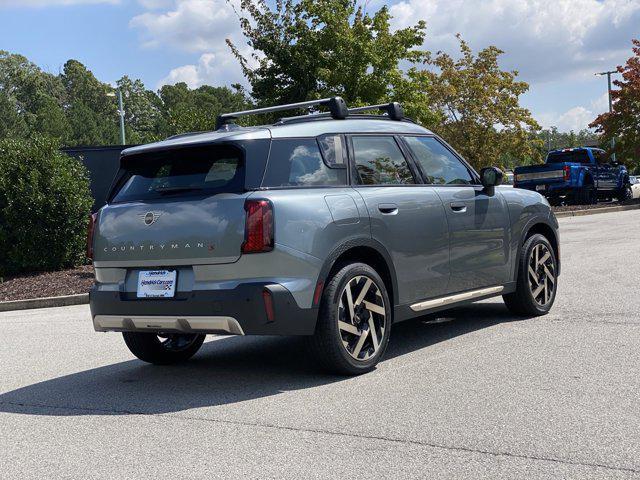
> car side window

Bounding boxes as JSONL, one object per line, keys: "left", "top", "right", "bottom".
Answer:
{"left": 262, "top": 138, "right": 346, "bottom": 187}
{"left": 593, "top": 150, "right": 609, "bottom": 165}
{"left": 403, "top": 136, "right": 474, "bottom": 185}
{"left": 351, "top": 136, "right": 415, "bottom": 185}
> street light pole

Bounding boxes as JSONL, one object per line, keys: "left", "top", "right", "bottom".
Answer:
{"left": 108, "top": 88, "right": 126, "bottom": 145}
{"left": 116, "top": 88, "right": 126, "bottom": 145}
{"left": 595, "top": 70, "right": 617, "bottom": 162}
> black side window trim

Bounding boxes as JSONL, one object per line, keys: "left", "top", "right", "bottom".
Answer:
{"left": 346, "top": 134, "right": 421, "bottom": 186}
{"left": 398, "top": 134, "right": 481, "bottom": 186}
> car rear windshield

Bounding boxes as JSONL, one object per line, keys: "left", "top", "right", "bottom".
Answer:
{"left": 111, "top": 145, "right": 244, "bottom": 203}
{"left": 547, "top": 151, "right": 590, "bottom": 164}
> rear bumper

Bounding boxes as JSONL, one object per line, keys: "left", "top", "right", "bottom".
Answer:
{"left": 89, "top": 282, "right": 318, "bottom": 335}
{"left": 516, "top": 183, "right": 572, "bottom": 196}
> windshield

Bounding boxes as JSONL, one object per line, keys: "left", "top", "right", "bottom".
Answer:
{"left": 112, "top": 145, "right": 244, "bottom": 203}
{"left": 547, "top": 151, "right": 590, "bottom": 164}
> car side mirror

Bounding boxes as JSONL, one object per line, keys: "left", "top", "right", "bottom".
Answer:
{"left": 480, "top": 167, "right": 503, "bottom": 196}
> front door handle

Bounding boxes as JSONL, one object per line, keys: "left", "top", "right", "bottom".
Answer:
{"left": 450, "top": 202, "right": 467, "bottom": 213}
{"left": 378, "top": 203, "right": 398, "bottom": 215}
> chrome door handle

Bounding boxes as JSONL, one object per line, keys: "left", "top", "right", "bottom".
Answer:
{"left": 450, "top": 202, "right": 467, "bottom": 213}
{"left": 378, "top": 203, "right": 398, "bottom": 215}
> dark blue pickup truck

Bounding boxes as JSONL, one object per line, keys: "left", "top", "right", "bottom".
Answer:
{"left": 514, "top": 147, "right": 632, "bottom": 205}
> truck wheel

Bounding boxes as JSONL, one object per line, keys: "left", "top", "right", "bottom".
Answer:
{"left": 122, "top": 332, "right": 205, "bottom": 364}
{"left": 574, "top": 185, "right": 595, "bottom": 205}
{"left": 616, "top": 184, "right": 633, "bottom": 203}
{"left": 503, "top": 234, "right": 558, "bottom": 317}
{"left": 308, "top": 262, "right": 391, "bottom": 375}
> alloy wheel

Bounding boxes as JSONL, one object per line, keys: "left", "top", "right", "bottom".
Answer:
{"left": 527, "top": 243, "right": 556, "bottom": 307}
{"left": 337, "top": 275, "right": 387, "bottom": 361}
{"left": 157, "top": 333, "right": 201, "bottom": 352}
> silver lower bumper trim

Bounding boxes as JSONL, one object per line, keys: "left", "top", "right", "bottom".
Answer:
{"left": 93, "top": 315, "right": 245, "bottom": 335}
{"left": 410, "top": 285, "right": 505, "bottom": 312}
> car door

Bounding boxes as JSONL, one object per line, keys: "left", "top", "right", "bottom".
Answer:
{"left": 349, "top": 135, "right": 450, "bottom": 306}
{"left": 401, "top": 135, "right": 511, "bottom": 293}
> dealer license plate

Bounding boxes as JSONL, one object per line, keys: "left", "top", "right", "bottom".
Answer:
{"left": 137, "top": 270, "right": 177, "bottom": 298}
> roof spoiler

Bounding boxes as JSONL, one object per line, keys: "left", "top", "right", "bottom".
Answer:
{"left": 215, "top": 97, "right": 349, "bottom": 130}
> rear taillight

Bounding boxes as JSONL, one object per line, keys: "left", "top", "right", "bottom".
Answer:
{"left": 86, "top": 212, "right": 97, "bottom": 259}
{"left": 242, "top": 199, "right": 274, "bottom": 254}
{"left": 563, "top": 165, "right": 570, "bottom": 181}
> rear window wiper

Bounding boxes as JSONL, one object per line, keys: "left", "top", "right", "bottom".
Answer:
{"left": 152, "top": 186, "right": 203, "bottom": 195}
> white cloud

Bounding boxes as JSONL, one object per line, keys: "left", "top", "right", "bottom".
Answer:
{"left": 137, "top": 0, "right": 173, "bottom": 8}
{"left": 388, "top": 0, "right": 640, "bottom": 84}
{"left": 157, "top": 50, "right": 245, "bottom": 88}
{"left": 538, "top": 92, "right": 612, "bottom": 131}
{"left": 0, "top": 0, "right": 119, "bottom": 5}
{"left": 130, "top": 0, "right": 242, "bottom": 52}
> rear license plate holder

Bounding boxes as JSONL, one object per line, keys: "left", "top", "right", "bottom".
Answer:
{"left": 137, "top": 270, "right": 177, "bottom": 298}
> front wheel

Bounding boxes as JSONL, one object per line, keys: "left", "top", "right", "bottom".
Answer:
{"left": 122, "top": 332, "right": 205, "bottom": 364}
{"left": 503, "top": 234, "right": 558, "bottom": 317}
{"left": 617, "top": 184, "right": 633, "bottom": 203}
{"left": 308, "top": 263, "right": 391, "bottom": 375}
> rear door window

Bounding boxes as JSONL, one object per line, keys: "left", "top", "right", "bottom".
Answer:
{"left": 112, "top": 145, "right": 244, "bottom": 203}
{"left": 262, "top": 138, "right": 346, "bottom": 187}
{"left": 547, "top": 150, "right": 591, "bottom": 164}
{"left": 351, "top": 136, "right": 415, "bottom": 185}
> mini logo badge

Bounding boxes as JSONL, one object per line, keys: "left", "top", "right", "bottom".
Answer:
{"left": 140, "top": 211, "right": 161, "bottom": 226}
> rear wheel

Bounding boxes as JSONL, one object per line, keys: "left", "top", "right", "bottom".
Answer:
{"left": 503, "top": 234, "right": 558, "bottom": 317}
{"left": 574, "top": 184, "right": 596, "bottom": 205}
{"left": 308, "top": 263, "right": 391, "bottom": 375}
{"left": 122, "top": 332, "right": 205, "bottom": 364}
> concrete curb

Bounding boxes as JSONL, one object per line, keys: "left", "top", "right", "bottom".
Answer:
{"left": 0, "top": 293, "right": 89, "bottom": 313}
{"left": 554, "top": 203, "right": 640, "bottom": 218}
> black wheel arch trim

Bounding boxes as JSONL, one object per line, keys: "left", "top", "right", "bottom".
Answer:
{"left": 516, "top": 215, "right": 561, "bottom": 280}
{"left": 315, "top": 237, "right": 399, "bottom": 306}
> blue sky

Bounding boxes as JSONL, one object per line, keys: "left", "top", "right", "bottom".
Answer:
{"left": 1, "top": 0, "right": 638, "bottom": 132}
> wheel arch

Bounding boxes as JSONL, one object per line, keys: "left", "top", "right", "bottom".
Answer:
{"left": 316, "top": 238, "right": 398, "bottom": 307}
{"left": 522, "top": 220, "right": 561, "bottom": 276}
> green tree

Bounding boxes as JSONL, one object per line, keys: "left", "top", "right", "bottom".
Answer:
{"left": 227, "top": 0, "right": 434, "bottom": 117}
{"left": 61, "top": 60, "right": 119, "bottom": 145}
{"left": 158, "top": 82, "right": 249, "bottom": 134}
{"left": 414, "top": 36, "right": 542, "bottom": 170}
{"left": 590, "top": 39, "right": 640, "bottom": 173}
{"left": 0, "top": 51, "right": 69, "bottom": 140}
{"left": 116, "top": 75, "right": 164, "bottom": 144}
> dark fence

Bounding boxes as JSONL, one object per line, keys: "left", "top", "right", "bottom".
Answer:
{"left": 62, "top": 145, "right": 136, "bottom": 212}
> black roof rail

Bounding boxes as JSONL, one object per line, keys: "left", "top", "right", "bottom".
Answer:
{"left": 347, "top": 102, "right": 404, "bottom": 120}
{"left": 275, "top": 102, "right": 405, "bottom": 125}
{"left": 216, "top": 97, "right": 348, "bottom": 130}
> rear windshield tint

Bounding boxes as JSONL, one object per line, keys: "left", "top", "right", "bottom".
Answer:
{"left": 547, "top": 151, "right": 590, "bottom": 164}
{"left": 261, "top": 138, "right": 346, "bottom": 187}
{"left": 112, "top": 145, "right": 244, "bottom": 203}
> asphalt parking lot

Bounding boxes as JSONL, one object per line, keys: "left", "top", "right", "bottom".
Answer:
{"left": 1, "top": 210, "right": 639, "bottom": 479}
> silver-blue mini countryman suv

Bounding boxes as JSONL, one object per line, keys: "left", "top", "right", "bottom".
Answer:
{"left": 88, "top": 97, "right": 559, "bottom": 375}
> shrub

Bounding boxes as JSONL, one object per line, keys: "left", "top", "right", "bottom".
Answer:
{"left": 0, "top": 136, "right": 93, "bottom": 276}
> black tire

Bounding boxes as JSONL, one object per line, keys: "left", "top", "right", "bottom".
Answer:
{"left": 308, "top": 262, "right": 392, "bottom": 375}
{"left": 503, "top": 233, "right": 558, "bottom": 317}
{"left": 122, "top": 332, "right": 205, "bottom": 365}
{"left": 616, "top": 184, "right": 633, "bottom": 203}
{"left": 573, "top": 184, "right": 596, "bottom": 205}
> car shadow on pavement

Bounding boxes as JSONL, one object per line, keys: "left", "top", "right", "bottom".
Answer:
{"left": 0, "top": 303, "right": 517, "bottom": 417}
